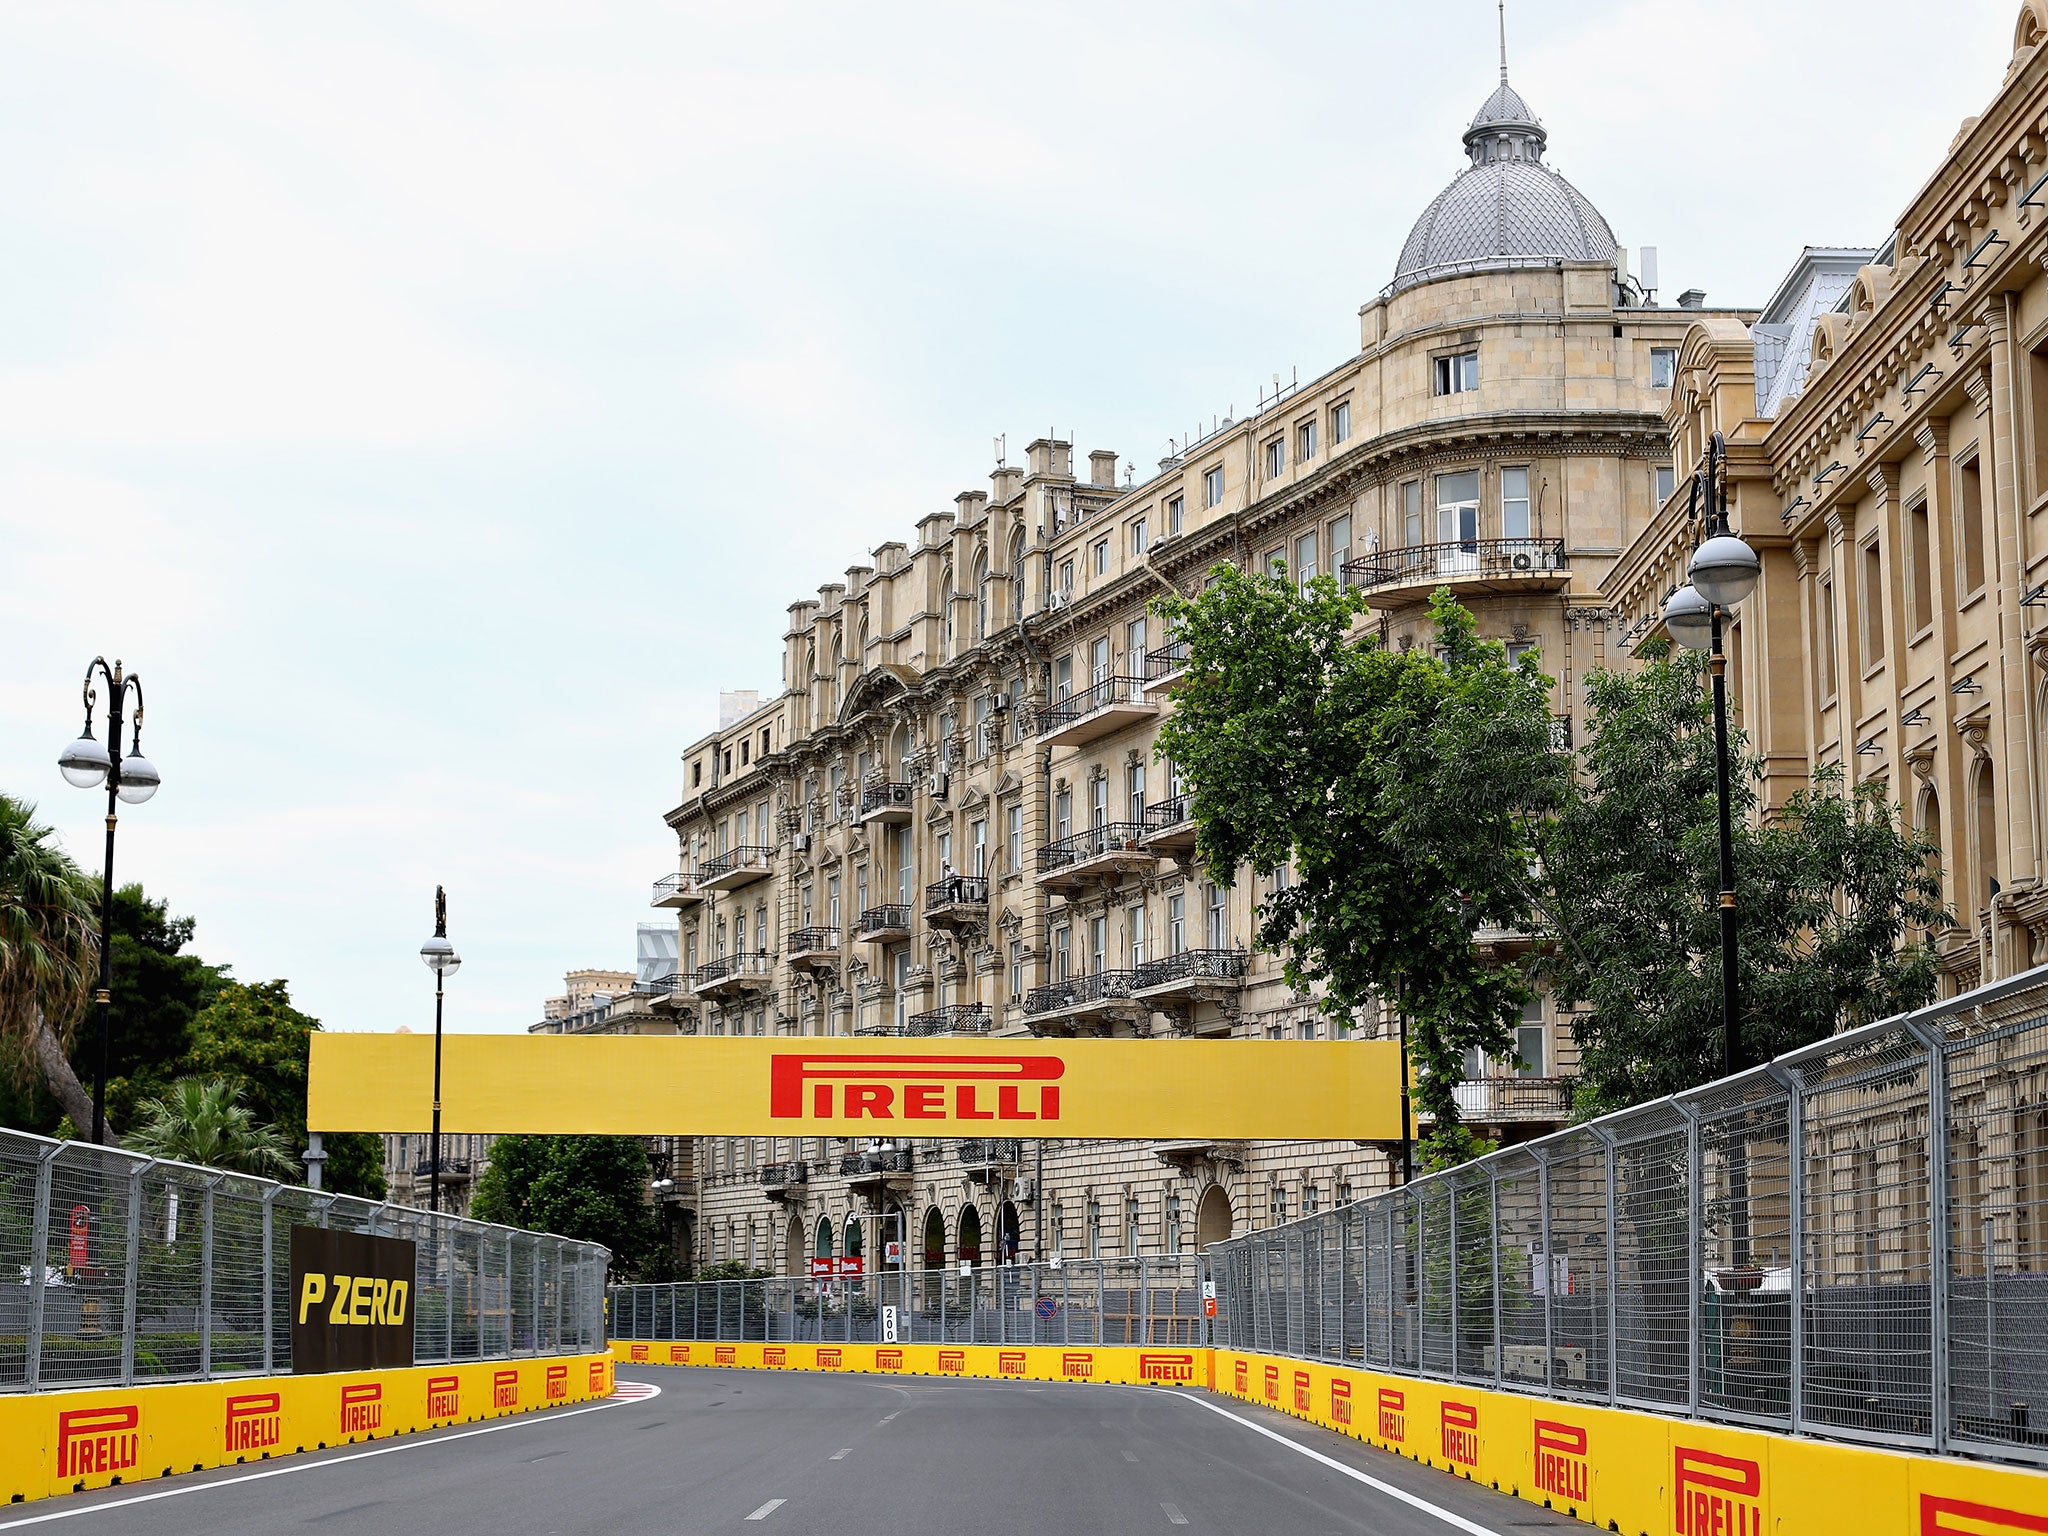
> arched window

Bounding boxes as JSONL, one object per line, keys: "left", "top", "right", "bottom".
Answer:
{"left": 1974, "top": 761, "right": 1999, "bottom": 910}
{"left": 957, "top": 1204, "right": 983, "bottom": 1266}
{"left": 815, "top": 1216, "right": 834, "bottom": 1260}
{"left": 974, "top": 550, "right": 990, "bottom": 641}
{"left": 1009, "top": 528, "right": 1027, "bottom": 609}
{"left": 922, "top": 1207, "right": 946, "bottom": 1269}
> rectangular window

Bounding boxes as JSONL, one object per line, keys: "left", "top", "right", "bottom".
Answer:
{"left": 856, "top": 864, "right": 868, "bottom": 915}
{"left": 1298, "top": 418, "right": 1317, "bottom": 461}
{"left": 1403, "top": 480, "right": 1423, "bottom": 547}
{"left": 1909, "top": 500, "right": 1933, "bottom": 634}
{"left": 1435, "top": 471, "right": 1480, "bottom": 545}
{"left": 1124, "top": 1194, "right": 1140, "bottom": 1256}
{"left": 1206, "top": 883, "right": 1228, "bottom": 950}
{"left": 970, "top": 818, "right": 987, "bottom": 876}
{"left": 1862, "top": 539, "right": 1885, "bottom": 669}
{"left": 828, "top": 874, "right": 841, "bottom": 928}
{"left": 1203, "top": 465, "right": 1225, "bottom": 507}
{"left": 1128, "top": 762, "right": 1146, "bottom": 824}
{"left": 973, "top": 693, "right": 991, "bottom": 757}
{"left": 1650, "top": 347, "right": 1678, "bottom": 389}
{"left": 1167, "top": 494, "right": 1185, "bottom": 534}
{"left": 1128, "top": 902, "right": 1147, "bottom": 968}
{"left": 1054, "top": 656, "right": 1073, "bottom": 702}
{"left": 1126, "top": 617, "right": 1146, "bottom": 665}
{"left": 1009, "top": 939, "right": 1025, "bottom": 1000}
{"left": 1091, "top": 539, "right": 1108, "bottom": 576}
{"left": 1516, "top": 999, "right": 1546, "bottom": 1077}
{"left": 1433, "top": 351, "right": 1478, "bottom": 395}
{"left": 1090, "top": 774, "right": 1108, "bottom": 830}
{"left": 1655, "top": 464, "right": 1676, "bottom": 503}
{"left": 1264, "top": 437, "right": 1285, "bottom": 478}
{"left": 1329, "top": 515, "right": 1352, "bottom": 584}
{"left": 1958, "top": 453, "right": 1987, "bottom": 595}
{"left": 1055, "top": 788, "right": 1072, "bottom": 841}
{"left": 1089, "top": 914, "right": 1106, "bottom": 975}
{"left": 1265, "top": 547, "right": 1286, "bottom": 580}
{"left": 1053, "top": 926, "right": 1071, "bottom": 981}
{"left": 1090, "top": 635, "right": 1110, "bottom": 684}
{"left": 1168, "top": 892, "right": 1186, "bottom": 954}
{"left": 1501, "top": 466, "right": 1531, "bottom": 540}
{"left": 1131, "top": 517, "right": 1148, "bottom": 555}
{"left": 1817, "top": 576, "right": 1838, "bottom": 701}
{"left": 1295, "top": 532, "right": 1318, "bottom": 588}
{"left": 1006, "top": 803, "right": 1023, "bottom": 875}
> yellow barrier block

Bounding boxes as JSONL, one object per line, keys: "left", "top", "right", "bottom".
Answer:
{"left": 609, "top": 1338, "right": 1204, "bottom": 1387}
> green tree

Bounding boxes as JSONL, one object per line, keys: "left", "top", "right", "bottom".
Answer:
{"left": 0, "top": 794, "right": 101, "bottom": 1134}
{"left": 471, "top": 1133, "right": 661, "bottom": 1279}
{"left": 95, "top": 884, "right": 230, "bottom": 1133}
{"left": 123, "top": 1076, "right": 296, "bottom": 1176}
{"left": 187, "top": 979, "right": 386, "bottom": 1198}
{"left": 1151, "top": 571, "right": 1563, "bottom": 1164}
{"left": 1539, "top": 642, "right": 1949, "bottom": 1113}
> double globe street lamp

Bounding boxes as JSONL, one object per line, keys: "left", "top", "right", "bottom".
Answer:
{"left": 57, "top": 658, "right": 161, "bottom": 1146}
{"left": 1662, "top": 433, "right": 1762, "bottom": 1076}
{"left": 420, "top": 887, "right": 460, "bottom": 1213}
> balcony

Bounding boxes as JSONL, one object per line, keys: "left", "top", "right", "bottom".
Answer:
{"left": 839, "top": 1148, "right": 915, "bottom": 1194}
{"left": 1037, "top": 676, "right": 1157, "bottom": 748}
{"left": 636, "top": 972, "right": 698, "bottom": 1018}
{"left": 1134, "top": 948, "right": 1246, "bottom": 1004}
{"left": 787, "top": 926, "right": 840, "bottom": 971}
{"left": 1436, "top": 1076, "right": 1577, "bottom": 1126}
{"left": 759, "top": 1162, "right": 808, "bottom": 1199}
{"left": 1149, "top": 1139, "right": 1247, "bottom": 1170}
{"left": 856, "top": 904, "right": 912, "bottom": 944}
{"left": 854, "top": 1020, "right": 911, "bottom": 1036}
{"left": 923, "top": 875, "right": 989, "bottom": 931}
{"left": 857, "top": 781, "right": 916, "bottom": 825}
{"left": 1143, "top": 640, "right": 1190, "bottom": 697}
{"left": 690, "top": 952, "right": 774, "bottom": 1000}
{"left": 652, "top": 873, "right": 701, "bottom": 909}
{"left": 907, "top": 1003, "right": 993, "bottom": 1037}
{"left": 695, "top": 845, "right": 775, "bottom": 893}
{"left": 1037, "top": 823, "right": 1157, "bottom": 893}
{"left": 1140, "top": 795, "right": 1197, "bottom": 856}
{"left": 1339, "top": 538, "right": 1568, "bottom": 604}
{"left": 955, "top": 1138, "right": 1020, "bottom": 1181}
{"left": 1023, "top": 970, "right": 1145, "bottom": 1034}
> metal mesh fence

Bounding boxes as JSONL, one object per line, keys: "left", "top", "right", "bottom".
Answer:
{"left": 0, "top": 1126, "right": 609, "bottom": 1392}
{"left": 1195, "top": 965, "right": 2048, "bottom": 1468}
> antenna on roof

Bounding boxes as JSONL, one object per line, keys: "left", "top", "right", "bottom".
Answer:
{"left": 995, "top": 433, "right": 1007, "bottom": 468}
{"left": 1498, "top": 0, "right": 1509, "bottom": 84}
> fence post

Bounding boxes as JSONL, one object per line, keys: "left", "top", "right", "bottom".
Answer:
{"left": 1447, "top": 1180, "right": 1459, "bottom": 1383}
{"left": 1907, "top": 1021, "right": 1951, "bottom": 1452}
{"left": 1597, "top": 1126, "right": 1618, "bottom": 1407}
{"left": 1095, "top": 1257, "right": 1106, "bottom": 1348}
{"left": 24, "top": 1144, "right": 56, "bottom": 1391}
{"left": 1681, "top": 1102, "right": 1702, "bottom": 1418}
{"left": 199, "top": 1175, "right": 221, "bottom": 1379}
{"left": 262, "top": 1186, "right": 280, "bottom": 1375}
{"left": 1489, "top": 1168, "right": 1504, "bottom": 1389}
{"left": 122, "top": 1159, "right": 149, "bottom": 1386}
{"left": 444, "top": 1217, "right": 455, "bottom": 1364}
{"left": 1535, "top": 1151, "right": 1553, "bottom": 1394}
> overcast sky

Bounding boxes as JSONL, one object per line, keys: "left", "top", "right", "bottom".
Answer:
{"left": 0, "top": 0, "right": 2018, "bottom": 1036}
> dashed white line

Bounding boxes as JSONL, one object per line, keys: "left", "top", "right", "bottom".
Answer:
{"left": 745, "top": 1499, "right": 786, "bottom": 1520}
{"left": 829, "top": 1449, "right": 851, "bottom": 1461}
{"left": 878, "top": 1411, "right": 900, "bottom": 1423}
{"left": 1162, "top": 1502, "right": 1189, "bottom": 1525}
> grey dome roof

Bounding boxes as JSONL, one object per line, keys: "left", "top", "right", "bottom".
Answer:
{"left": 1390, "top": 76, "right": 1617, "bottom": 297}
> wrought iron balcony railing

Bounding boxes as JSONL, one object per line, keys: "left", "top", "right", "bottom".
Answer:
{"left": 1036, "top": 675, "right": 1147, "bottom": 735}
{"left": 858, "top": 781, "right": 915, "bottom": 817}
{"left": 787, "top": 926, "right": 839, "bottom": 957}
{"left": 1444, "top": 1075, "right": 1578, "bottom": 1121}
{"left": 1144, "top": 639, "right": 1190, "bottom": 680}
{"left": 955, "top": 1137, "right": 1021, "bottom": 1165}
{"left": 696, "top": 846, "right": 774, "bottom": 884}
{"left": 1024, "top": 969, "right": 1141, "bottom": 1015}
{"left": 1038, "top": 823, "right": 1151, "bottom": 874}
{"left": 907, "top": 1003, "right": 993, "bottom": 1036}
{"left": 857, "top": 904, "right": 911, "bottom": 937}
{"left": 651, "top": 872, "right": 696, "bottom": 905}
{"left": 759, "top": 1161, "right": 808, "bottom": 1188}
{"left": 1340, "top": 537, "right": 1567, "bottom": 593}
{"left": 1134, "top": 949, "right": 1246, "bottom": 988}
{"left": 690, "top": 952, "right": 772, "bottom": 988}
{"left": 1145, "top": 796, "right": 1192, "bottom": 832}
{"left": 924, "top": 876, "right": 990, "bottom": 910}
{"left": 839, "top": 1149, "right": 914, "bottom": 1177}
{"left": 631, "top": 971, "right": 686, "bottom": 996}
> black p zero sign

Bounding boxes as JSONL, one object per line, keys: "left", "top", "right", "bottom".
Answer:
{"left": 289, "top": 1225, "right": 417, "bottom": 1374}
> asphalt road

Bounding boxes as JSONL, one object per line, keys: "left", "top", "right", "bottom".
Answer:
{"left": 5, "top": 1367, "right": 1582, "bottom": 1535}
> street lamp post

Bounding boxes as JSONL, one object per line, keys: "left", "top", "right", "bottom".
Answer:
{"left": 57, "top": 658, "right": 161, "bottom": 1147}
{"left": 419, "top": 888, "right": 461, "bottom": 1213}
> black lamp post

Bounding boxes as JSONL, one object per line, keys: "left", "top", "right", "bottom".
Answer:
{"left": 419, "top": 887, "right": 460, "bottom": 1212}
{"left": 57, "top": 658, "right": 161, "bottom": 1147}
{"left": 1663, "top": 432, "right": 1762, "bottom": 1076}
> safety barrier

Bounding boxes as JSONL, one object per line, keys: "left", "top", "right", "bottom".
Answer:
{"left": 0, "top": 1350, "right": 615, "bottom": 1505}
{"left": 609, "top": 1336, "right": 1205, "bottom": 1387}
{"left": 0, "top": 1127, "right": 611, "bottom": 1390}
{"left": 1210, "top": 964, "right": 2048, "bottom": 1470}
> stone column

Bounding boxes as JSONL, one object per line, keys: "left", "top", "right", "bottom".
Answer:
{"left": 1976, "top": 305, "right": 2040, "bottom": 887}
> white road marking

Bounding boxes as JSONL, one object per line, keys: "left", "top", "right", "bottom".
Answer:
{"left": 1162, "top": 1502, "right": 1189, "bottom": 1525}
{"left": 0, "top": 1383, "right": 661, "bottom": 1531}
{"left": 745, "top": 1499, "right": 786, "bottom": 1520}
{"left": 878, "top": 1411, "right": 900, "bottom": 1423}
{"left": 830, "top": 1449, "right": 851, "bottom": 1461}
{"left": 1122, "top": 1450, "right": 1140, "bottom": 1463}
{"left": 1155, "top": 1391, "right": 1506, "bottom": 1536}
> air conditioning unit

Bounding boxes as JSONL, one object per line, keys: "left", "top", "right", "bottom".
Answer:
{"left": 930, "top": 772, "right": 950, "bottom": 799}
{"left": 792, "top": 833, "right": 812, "bottom": 854}
{"left": 988, "top": 693, "right": 1009, "bottom": 713}
{"left": 1014, "top": 1177, "right": 1037, "bottom": 1204}
{"left": 1045, "top": 590, "right": 1071, "bottom": 611}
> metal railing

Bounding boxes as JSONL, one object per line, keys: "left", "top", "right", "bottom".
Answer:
{"left": 838, "top": 1150, "right": 913, "bottom": 1178}
{"left": 691, "top": 952, "right": 772, "bottom": 989}
{"left": 1134, "top": 949, "right": 1246, "bottom": 989}
{"left": 1209, "top": 964, "right": 2048, "bottom": 1468}
{"left": 786, "top": 926, "right": 839, "bottom": 958}
{"left": 1038, "top": 823, "right": 1152, "bottom": 875}
{"left": 856, "top": 905, "right": 911, "bottom": 937}
{"left": 1145, "top": 795, "right": 1192, "bottom": 833}
{"left": 611, "top": 1257, "right": 1207, "bottom": 1347}
{"left": 759, "top": 1163, "right": 808, "bottom": 1190}
{"left": 1037, "top": 676, "right": 1147, "bottom": 735}
{"left": 0, "top": 1127, "right": 610, "bottom": 1392}
{"left": 1145, "top": 640, "right": 1190, "bottom": 680}
{"left": 1441, "top": 1075, "right": 1576, "bottom": 1122}
{"left": 924, "top": 876, "right": 989, "bottom": 910}
{"left": 1340, "top": 537, "right": 1567, "bottom": 592}
{"left": 651, "top": 873, "right": 693, "bottom": 904}
{"left": 631, "top": 971, "right": 685, "bottom": 997}
{"left": 696, "top": 846, "right": 774, "bottom": 884}
{"left": 1024, "top": 970, "right": 1140, "bottom": 1017}
{"left": 858, "top": 782, "right": 915, "bottom": 818}
{"left": 907, "top": 1004, "right": 993, "bottom": 1036}
{"left": 955, "top": 1139, "right": 1020, "bottom": 1166}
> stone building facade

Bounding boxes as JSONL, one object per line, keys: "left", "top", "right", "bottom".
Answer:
{"left": 651, "top": 63, "right": 1745, "bottom": 1278}
{"left": 1608, "top": 1, "right": 2048, "bottom": 997}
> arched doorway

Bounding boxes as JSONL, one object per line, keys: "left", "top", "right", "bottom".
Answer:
{"left": 846, "top": 1216, "right": 864, "bottom": 1270}
{"left": 922, "top": 1207, "right": 945, "bottom": 1271}
{"left": 1195, "top": 1186, "right": 1233, "bottom": 1251}
{"left": 957, "top": 1204, "right": 983, "bottom": 1266}
{"left": 997, "top": 1201, "right": 1021, "bottom": 1266}
{"left": 784, "top": 1215, "right": 804, "bottom": 1276}
{"left": 814, "top": 1215, "right": 834, "bottom": 1268}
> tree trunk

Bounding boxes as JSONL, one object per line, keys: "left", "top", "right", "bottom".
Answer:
{"left": 32, "top": 1007, "right": 102, "bottom": 1139}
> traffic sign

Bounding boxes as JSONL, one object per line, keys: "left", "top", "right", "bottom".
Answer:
{"left": 1203, "top": 1298, "right": 1218, "bottom": 1318}
{"left": 1035, "top": 1296, "right": 1058, "bottom": 1321}
{"left": 1202, "top": 1280, "right": 1216, "bottom": 1300}
{"left": 881, "top": 1306, "right": 899, "bottom": 1343}
{"left": 884, "top": 1240, "right": 902, "bottom": 1264}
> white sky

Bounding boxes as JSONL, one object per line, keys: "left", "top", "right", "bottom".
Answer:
{"left": 0, "top": 0, "right": 2018, "bottom": 1035}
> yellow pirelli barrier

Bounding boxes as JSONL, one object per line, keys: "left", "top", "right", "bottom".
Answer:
{"left": 610, "top": 1337, "right": 1210, "bottom": 1388}
{"left": 0, "top": 1352, "right": 614, "bottom": 1507}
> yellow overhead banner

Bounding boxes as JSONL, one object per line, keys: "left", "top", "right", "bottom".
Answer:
{"left": 308, "top": 1034, "right": 1405, "bottom": 1141}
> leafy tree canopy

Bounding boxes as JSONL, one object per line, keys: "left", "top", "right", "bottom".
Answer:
{"left": 124, "top": 1075, "right": 296, "bottom": 1177}
{"left": 471, "top": 1133, "right": 661, "bottom": 1279}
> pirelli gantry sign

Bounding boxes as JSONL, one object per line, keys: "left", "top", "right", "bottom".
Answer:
{"left": 307, "top": 1035, "right": 1405, "bottom": 1140}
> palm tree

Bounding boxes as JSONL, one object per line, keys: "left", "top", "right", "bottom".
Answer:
{"left": 0, "top": 793, "right": 101, "bottom": 1134}
{"left": 124, "top": 1076, "right": 296, "bottom": 1177}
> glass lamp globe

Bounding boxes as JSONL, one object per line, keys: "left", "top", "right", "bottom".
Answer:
{"left": 1689, "top": 533, "right": 1762, "bottom": 609}
{"left": 1663, "top": 583, "right": 1716, "bottom": 652}
{"left": 115, "top": 754, "right": 161, "bottom": 804}
{"left": 59, "top": 734, "right": 111, "bottom": 789}
{"left": 420, "top": 935, "right": 461, "bottom": 976}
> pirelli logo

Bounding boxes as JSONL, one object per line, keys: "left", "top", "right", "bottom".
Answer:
{"left": 493, "top": 1369, "right": 519, "bottom": 1410}
{"left": 1138, "top": 1352, "right": 1196, "bottom": 1384}
{"left": 425, "top": 1375, "right": 460, "bottom": 1419}
{"left": 546, "top": 1364, "right": 569, "bottom": 1400}
{"left": 1440, "top": 1401, "right": 1480, "bottom": 1467}
{"left": 1377, "top": 1387, "right": 1406, "bottom": 1442}
{"left": 57, "top": 1406, "right": 139, "bottom": 1481}
{"left": 817, "top": 1347, "right": 843, "bottom": 1370}
{"left": 714, "top": 1346, "right": 736, "bottom": 1366}
{"left": 1293, "top": 1370, "right": 1312, "bottom": 1413}
{"left": 629, "top": 1344, "right": 649, "bottom": 1362}
{"left": 763, "top": 1346, "right": 787, "bottom": 1368}
{"left": 876, "top": 1348, "right": 904, "bottom": 1371}
{"left": 1262, "top": 1363, "right": 1280, "bottom": 1401}
{"left": 1533, "top": 1420, "right": 1588, "bottom": 1505}
{"left": 1329, "top": 1377, "right": 1352, "bottom": 1425}
{"left": 339, "top": 1383, "right": 383, "bottom": 1435}
{"left": 1061, "top": 1352, "right": 1095, "bottom": 1379}
{"left": 223, "top": 1392, "right": 281, "bottom": 1457}
{"left": 1232, "top": 1358, "right": 1249, "bottom": 1394}
{"left": 938, "top": 1349, "right": 966, "bottom": 1374}
{"left": 668, "top": 1345, "right": 689, "bottom": 1365}
{"left": 589, "top": 1361, "right": 607, "bottom": 1394}
{"left": 999, "top": 1350, "right": 1027, "bottom": 1376}
{"left": 1920, "top": 1495, "right": 2048, "bottom": 1534}
{"left": 1675, "top": 1447, "right": 1761, "bottom": 1536}
{"left": 768, "top": 1052, "right": 1064, "bottom": 1123}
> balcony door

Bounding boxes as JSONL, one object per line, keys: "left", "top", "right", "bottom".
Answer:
{"left": 1435, "top": 471, "right": 1480, "bottom": 571}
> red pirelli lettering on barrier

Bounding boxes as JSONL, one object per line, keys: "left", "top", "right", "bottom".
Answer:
{"left": 1293, "top": 1371, "right": 1312, "bottom": 1413}
{"left": 1532, "top": 1419, "right": 1588, "bottom": 1505}
{"left": 223, "top": 1392, "right": 281, "bottom": 1456}
{"left": 1675, "top": 1447, "right": 1762, "bottom": 1536}
{"left": 1330, "top": 1377, "right": 1352, "bottom": 1425}
{"left": 1061, "top": 1352, "right": 1094, "bottom": 1379}
{"left": 999, "top": 1350, "right": 1027, "bottom": 1376}
{"left": 1262, "top": 1363, "right": 1280, "bottom": 1401}
{"left": 768, "top": 1052, "right": 1064, "bottom": 1122}
{"left": 629, "top": 1344, "right": 649, "bottom": 1362}
{"left": 1139, "top": 1352, "right": 1196, "bottom": 1383}
{"left": 1377, "top": 1388, "right": 1406, "bottom": 1442}
{"left": 817, "top": 1347, "right": 842, "bottom": 1370}
{"left": 57, "top": 1406, "right": 139, "bottom": 1480}
{"left": 589, "top": 1361, "right": 607, "bottom": 1394}
{"left": 876, "top": 1348, "right": 904, "bottom": 1371}
{"left": 1440, "top": 1401, "right": 1480, "bottom": 1468}
{"left": 425, "top": 1375, "right": 460, "bottom": 1419}
{"left": 1920, "top": 1495, "right": 2048, "bottom": 1534}
{"left": 546, "top": 1364, "right": 569, "bottom": 1400}
{"left": 714, "top": 1346, "right": 736, "bottom": 1366}
{"left": 339, "top": 1383, "right": 383, "bottom": 1435}
{"left": 1232, "top": 1358, "right": 1249, "bottom": 1394}
{"left": 763, "top": 1346, "right": 786, "bottom": 1368}
{"left": 493, "top": 1369, "right": 519, "bottom": 1409}
{"left": 938, "top": 1349, "right": 965, "bottom": 1374}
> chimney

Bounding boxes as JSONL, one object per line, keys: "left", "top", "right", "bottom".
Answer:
{"left": 1088, "top": 449, "right": 1119, "bottom": 488}
{"left": 990, "top": 464, "right": 1024, "bottom": 503}
{"left": 955, "top": 490, "right": 989, "bottom": 525}
{"left": 1025, "top": 438, "right": 1072, "bottom": 481}
{"left": 1678, "top": 288, "right": 1706, "bottom": 310}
